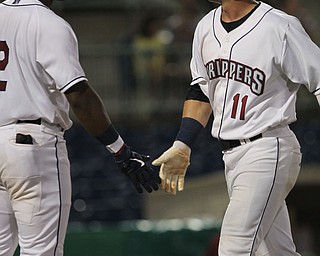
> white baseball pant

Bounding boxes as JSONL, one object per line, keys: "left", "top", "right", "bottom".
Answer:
{"left": 219, "top": 126, "right": 301, "bottom": 255}
{"left": 0, "top": 122, "right": 71, "bottom": 256}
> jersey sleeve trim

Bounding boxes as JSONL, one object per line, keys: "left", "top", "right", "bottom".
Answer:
{"left": 312, "top": 88, "right": 320, "bottom": 96}
{"left": 59, "top": 76, "right": 88, "bottom": 93}
{"left": 191, "top": 76, "right": 206, "bottom": 85}
{"left": 2, "top": 2, "right": 49, "bottom": 9}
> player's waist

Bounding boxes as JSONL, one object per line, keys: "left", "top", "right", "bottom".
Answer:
{"left": 17, "top": 118, "right": 42, "bottom": 125}
{"left": 0, "top": 118, "right": 64, "bottom": 133}
{"left": 218, "top": 125, "right": 292, "bottom": 151}
{"left": 17, "top": 118, "right": 64, "bottom": 132}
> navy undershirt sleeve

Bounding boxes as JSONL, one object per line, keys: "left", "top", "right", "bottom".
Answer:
{"left": 186, "top": 84, "right": 209, "bottom": 103}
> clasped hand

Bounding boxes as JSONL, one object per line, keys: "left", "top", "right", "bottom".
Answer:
{"left": 115, "top": 145, "right": 161, "bottom": 193}
{"left": 152, "top": 141, "right": 191, "bottom": 195}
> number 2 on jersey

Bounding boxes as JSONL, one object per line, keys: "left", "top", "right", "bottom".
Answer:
{"left": 0, "top": 41, "right": 9, "bottom": 91}
{"left": 231, "top": 93, "right": 248, "bottom": 121}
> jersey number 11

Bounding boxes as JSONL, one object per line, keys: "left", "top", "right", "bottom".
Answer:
{"left": 231, "top": 93, "right": 248, "bottom": 121}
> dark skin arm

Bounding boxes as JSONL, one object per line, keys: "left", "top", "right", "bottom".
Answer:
{"left": 65, "top": 80, "right": 161, "bottom": 193}
{"left": 64, "top": 80, "right": 111, "bottom": 137}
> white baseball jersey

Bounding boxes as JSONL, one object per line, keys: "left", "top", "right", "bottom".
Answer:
{"left": 190, "top": 2, "right": 320, "bottom": 140}
{"left": 0, "top": 0, "right": 87, "bottom": 130}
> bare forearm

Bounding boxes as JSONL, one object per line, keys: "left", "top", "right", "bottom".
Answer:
{"left": 65, "top": 82, "right": 111, "bottom": 136}
{"left": 182, "top": 99, "right": 212, "bottom": 127}
{"left": 65, "top": 81, "right": 160, "bottom": 193}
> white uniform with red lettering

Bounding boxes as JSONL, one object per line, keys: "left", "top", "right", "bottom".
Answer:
{"left": 0, "top": 0, "right": 87, "bottom": 255}
{"left": 191, "top": 2, "right": 320, "bottom": 255}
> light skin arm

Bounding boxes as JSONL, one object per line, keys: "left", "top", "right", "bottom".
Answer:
{"left": 182, "top": 99, "right": 213, "bottom": 127}
{"left": 64, "top": 80, "right": 111, "bottom": 137}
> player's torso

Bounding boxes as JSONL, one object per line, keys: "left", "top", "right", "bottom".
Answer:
{"left": 199, "top": 3, "right": 299, "bottom": 139}
{"left": 0, "top": 0, "right": 77, "bottom": 129}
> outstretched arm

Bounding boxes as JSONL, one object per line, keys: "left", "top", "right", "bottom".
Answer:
{"left": 65, "top": 80, "right": 112, "bottom": 137}
{"left": 152, "top": 98, "right": 212, "bottom": 195}
{"left": 65, "top": 80, "right": 161, "bottom": 193}
{"left": 182, "top": 99, "right": 212, "bottom": 126}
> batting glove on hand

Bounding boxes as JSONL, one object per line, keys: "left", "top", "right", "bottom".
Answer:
{"left": 152, "top": 141, "right": 191, "bottom": 195}
{"left": 115, "top": 145, "right": 161, "bottom": 193}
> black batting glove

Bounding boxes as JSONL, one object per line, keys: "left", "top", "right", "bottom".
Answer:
{"left": 114, "top": 144, "right": 161, "bottom": 193}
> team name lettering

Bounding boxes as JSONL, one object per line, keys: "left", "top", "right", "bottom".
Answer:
{"left": 205, "top": 58, "right": 266, "bottom": 96}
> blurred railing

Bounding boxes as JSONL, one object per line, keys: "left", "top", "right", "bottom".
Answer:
{"left": 78, "top": 43, "right": 192, "bottom": 121}
{"left": 78, "top": 43, "right": 320, "bottom": 121}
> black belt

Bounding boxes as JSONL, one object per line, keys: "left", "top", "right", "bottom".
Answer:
{"left": 218, "top": 133, "right": 262, "bottom": 151}
{"left": 16, "top": 118, "right": 64, "bottom": 132}
{"left": 17, "top": 118, "right": 41, "bottom": 125}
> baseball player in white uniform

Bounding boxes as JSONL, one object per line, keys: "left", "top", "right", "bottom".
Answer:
{"left": 153, "top": 0, "right": 320, "bottom": 255}
{"left": 0, "top": 0, "right": 160, "bottom": 255}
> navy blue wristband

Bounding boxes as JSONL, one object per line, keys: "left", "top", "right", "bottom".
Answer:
{"left": 96, "top": 124, "right": 119, "bottom": 146}
{"left": 176, "top": 117, "right": 204, "bottom": 148}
